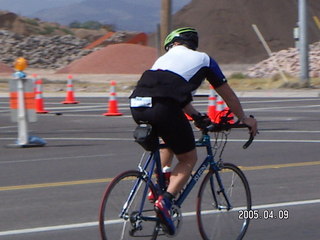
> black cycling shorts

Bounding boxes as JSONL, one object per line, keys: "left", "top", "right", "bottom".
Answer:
{"left": 130, "top": 98, "right": 195, "bottom": 155}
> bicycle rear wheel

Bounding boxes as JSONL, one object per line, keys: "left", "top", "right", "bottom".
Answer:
{"left": 99, "top": 170, "right": 159, "bottom": 240}
{"left": 197, "top": 163, "right": 251, "bottom": 240}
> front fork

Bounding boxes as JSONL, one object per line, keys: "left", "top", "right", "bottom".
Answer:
{"left": 209, "top": 162, "right": 233, "bottom": 210}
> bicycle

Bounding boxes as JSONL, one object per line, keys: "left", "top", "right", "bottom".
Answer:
{"left": 99, "top": 113, "right": 255, "bottom": 240}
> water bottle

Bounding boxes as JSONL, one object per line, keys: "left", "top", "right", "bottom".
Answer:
{"left": 162, "top": 166, "right": 171, "bottom": 188}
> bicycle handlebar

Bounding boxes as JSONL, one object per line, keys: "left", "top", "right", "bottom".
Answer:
{"left": 203, "top": 116, "right": 255, "bottom": 149}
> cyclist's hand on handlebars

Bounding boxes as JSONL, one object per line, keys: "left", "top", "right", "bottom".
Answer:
{"left": 241, "top": 116, "right": 258, "bottom": 136}
{"left": 192, "top": 113, "right": 212, "bottom": 130}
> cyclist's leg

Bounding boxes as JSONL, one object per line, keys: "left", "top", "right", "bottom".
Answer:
{"left": 132, "top": 98, "right": 195, "bottom": 235}
{"left": 149, "top": 99, "right": 195, "bottom": 235}
{"left": 166, "top": 148, "right": 197, "bottom": 196}
{"left": 157, "top": 146, "right": 197, "bottom": 198}
{"left": 147, "top": 147, "right": 173, "bottom": 202}
{"left": 154, "top": 99, "right": 196, "bottom": 197}
{"left": 154, "top": 148, "right": 197, "bottom": 236}
{"left": 159, "top": 147, "right": 174, "bottom": 167}
{"left": 155, "top": 140, "right": 197, "bottom": 236}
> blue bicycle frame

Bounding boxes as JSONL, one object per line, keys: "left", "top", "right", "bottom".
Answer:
{"left": 139, "top": 132, "right": 232, "bottom": 211}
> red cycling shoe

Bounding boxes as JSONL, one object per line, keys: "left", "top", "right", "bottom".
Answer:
{"left": 154, "top": 195, "right": 175, "bottom": 235}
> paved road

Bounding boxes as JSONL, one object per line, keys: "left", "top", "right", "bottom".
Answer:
{"left": 0, "top": 95, "right": 319, "bottom": 240}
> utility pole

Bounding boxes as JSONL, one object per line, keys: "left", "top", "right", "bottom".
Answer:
{"left": 298, "top": 0, "right": 310, "bottom": 87}
{"left": 160, "top": 0, "right": 172, "bottom": 55}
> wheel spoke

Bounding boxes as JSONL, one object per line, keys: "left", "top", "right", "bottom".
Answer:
{"left": 197, "top": 163, "right": 251, "bottom": 240}
{"left": 99, "top": 170, "right": 159, "bottom": 239}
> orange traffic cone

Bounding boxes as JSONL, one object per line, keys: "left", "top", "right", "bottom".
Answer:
{"left": 35, "top": 79, "right": 49, "bottom": 114}
{"left": 207, "top": 85, "right": 217, "bottom": 121}
{"left": 103, "top": 81, "right": 123, "bottom": 116}
{"left": 216, "top": 95, "right": 235, "bottom": 123}
{"left": 61, "top": 75, "right": 79, "bottom": 104}
{"left": 215, "top": 95, "right": 225, "bottom": 123}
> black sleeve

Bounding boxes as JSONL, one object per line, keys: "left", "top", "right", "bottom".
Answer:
{"left": 206, "top": 57, "right": 228, "bottom": 88}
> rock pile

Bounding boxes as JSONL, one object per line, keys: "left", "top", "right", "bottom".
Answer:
{"left": 0, "top": 30, "right": 92, "bottom": 69}
{"left": 0, "top": 61, "right": 13, "bottom": 73}
{"left": 246, "top": 41, "right": 320, "bottom": 78}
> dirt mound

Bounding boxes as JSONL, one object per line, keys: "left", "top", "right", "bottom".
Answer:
{"left": 173, "top": 0, "right": 320, "bottom": 64}
{"left": 0, "top": 61, "right": 13, "bottom": 73}
{"left": 56, "top": 43, "right": 157, "bottom": 74}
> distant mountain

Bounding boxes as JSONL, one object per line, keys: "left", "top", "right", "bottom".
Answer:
{"left": 0, "top": 0, "right": 192, "bottom": 32}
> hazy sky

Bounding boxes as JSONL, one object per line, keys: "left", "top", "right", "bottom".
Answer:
{"left": 0, "top": 0, "right": 192, "bottom": 16}
{"left": 0, "top": 0, "right": 193, "bottom": 31}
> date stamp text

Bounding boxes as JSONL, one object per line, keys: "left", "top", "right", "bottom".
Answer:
{"left": 238, "top": 209, "right": 289, "bottom": 220}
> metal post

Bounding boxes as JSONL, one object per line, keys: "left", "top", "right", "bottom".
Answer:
{"left": 160, "top": 0, "right": 172, "bottom": 55}
{"left": 7, "top": 57, "right": 46, "bottom": 148}
{"left": 293, "top": 25, "right": 299, "bottom": 49}
{"left": 298, "top": 0, "right": 310, "bottom": 87}
{"left": 16, "top": 75, "right": 28, "bottom": 145}
{"left": 156, "top": 24, "right": 161, "bottom": 57}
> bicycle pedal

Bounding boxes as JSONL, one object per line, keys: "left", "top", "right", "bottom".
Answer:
{"left": 157, "top": 204, "right": 182, "bottom": 237}
{"left": 171, "top": 205, "right": 182, "bottom": 234}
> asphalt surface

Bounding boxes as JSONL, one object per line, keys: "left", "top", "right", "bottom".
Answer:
{"left": 0, "top": 94, "right": 320, "bottom": 240}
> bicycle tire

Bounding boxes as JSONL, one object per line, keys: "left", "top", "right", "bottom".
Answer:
{"left": 197, "top": 163, "right": 252, "bottom": 240}
{"left": 99, "top": 170, "right": 159, "bottom": 240}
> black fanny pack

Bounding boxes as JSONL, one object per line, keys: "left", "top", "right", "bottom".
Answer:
{"left": 133, "top": 124, "right": 159, "bottom": 151}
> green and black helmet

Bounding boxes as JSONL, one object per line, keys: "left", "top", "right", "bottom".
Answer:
{"left": 164, "top": 27, "right": 198, "bottom": 51}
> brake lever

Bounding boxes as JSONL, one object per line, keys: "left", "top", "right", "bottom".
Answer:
{"left": 243, "top": 133, "right": 254, "bottom": 149}
{"left": 205, "top": 123, "right": 222, "bottom": 133}
{"left": 242, "top": 115, "right": 255, "bottom": 149}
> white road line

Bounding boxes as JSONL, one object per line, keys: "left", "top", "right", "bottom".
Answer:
{"left": 246, "top": 104, "right": 320, "bottom": 111}
{"left": 0, "top": 137, "right": 320, "bottom": 143}
{"left": 251, "top": 139, "right": 320, "bottom": 143}
{"left": 0, "top": 222, "right": 98, "bottom": 236}
{"left": 183, "top": 199, "right": 320, "bottom": 217}
{"left": 0, "top": 137, "right": 132, "bottom": 141}
{"left": 187, "top": 98, "right": 320, "bottom": 103}
{"left": 259, "top": 130, "right": 320, "bottom": 133}
{"left": 252, "top": 199, "right": 320, "bottom": 210}
{"left": 241, "top": 99, "right": 320, "bottom": 104}
{"left": 0, "top": 199, "right": 319, "bottom": 236}
{"left": 0, "top": 126, "right": 16, "bottom": 129}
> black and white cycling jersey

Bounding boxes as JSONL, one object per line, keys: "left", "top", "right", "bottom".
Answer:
{"left": 130, "top": 45, "right": 227, "bottom": 107}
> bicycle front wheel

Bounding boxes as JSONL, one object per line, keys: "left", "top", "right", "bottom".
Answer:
{"left": 99, "top": 170, "right": 159, "bottom": 240}
{"left": 197, "top": 163, "right": 251, "bottom": 240}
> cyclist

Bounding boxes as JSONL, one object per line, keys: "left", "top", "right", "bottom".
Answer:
{"left": 129, "top": 27, "right": 258, "bottom": 235}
